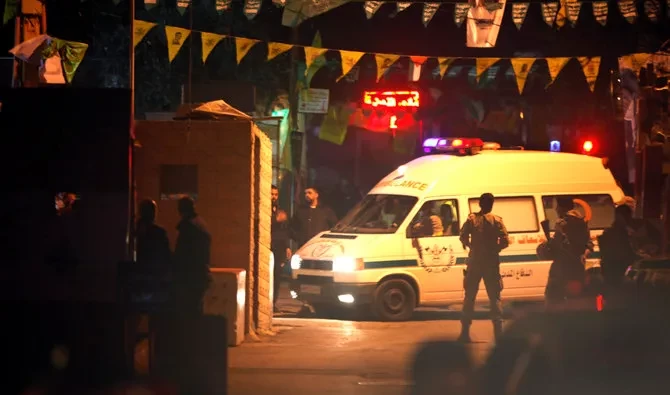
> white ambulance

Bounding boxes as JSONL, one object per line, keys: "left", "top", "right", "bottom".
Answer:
{"left": 290, "top": 137, "right": 625, "bottom": 321}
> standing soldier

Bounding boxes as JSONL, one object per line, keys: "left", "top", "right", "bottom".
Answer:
{"left": 458, "top": 193, "right": 509, "bottom": 343}
{"left": 539, "top": 197, "right": 593, "bottom": 308}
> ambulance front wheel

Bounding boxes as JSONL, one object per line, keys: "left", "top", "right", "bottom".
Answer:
{"left": 372, "top": 278, "right": 416, "bottom": 321}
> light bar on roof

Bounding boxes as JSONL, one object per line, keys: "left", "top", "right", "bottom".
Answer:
{"left": 422, "top": 137, "right": 485, "bottom": 155}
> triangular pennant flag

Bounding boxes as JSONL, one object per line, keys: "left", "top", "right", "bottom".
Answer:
{"left": 176, "top": 0, "right": 190, "bottom": 15}
{"left": 304, "top": 47, "right": 328, "bottom": 73}
{"left": 643, "top": 0, "right": 660, "bottom": 22}
{"left": 578, "top": 57, "right": 601, "bottom": 92}
{"left": 566, "top": 0, "right": 582, "bottom": 26}
{"left": 216, "top": 0, "right": 232, "bottom": 13}
{"left": 337, "top": 50, "right": 365, "bottom": 82}
{"left": 437, "top": 58, "right": 455, "bottom": 79}
{"left": 476, "top": 58, "right": 499, "bottom": 82}
{"left": 541, "top": 2, "right": 559, "bottom": 26}
{"left": 454, "top": 3, "right": 471, "bottom": 27}
{"left": 267, "top": 42, "right": 293, "bottom": 61}
{"left": 511, "top": 58, "right": 535, "bottom": 94}
{"left": 409, "top": 56, "right": 428, "bottom": 82}
{"left": 48, "top": 39, "right": 89, "bottom": 84}
{"left": 422, "top": 3, "right": 440, "bottom": 26}
{"left": 165, "top": 26, "right": 191, "bottom": 63}
{"left": 555, "top": 0, "right": 567, "bottom": 27}
{"left": 592, "top": 1, "right": 608, "bottom": 26}
{"left": 364, "top": 1, "right": 383, "bottom": 19}
{"left": 618, "top": 0, "right": 637, "bottom": 23}
{"left": 244, "top": 0, "right": 262, "bottom": 19}
{"left": 235, "top": 37, "right": 259, "bottom": 64}
{"left": 201, "top": 32, "right": 225, "bottom": 63}
{"left": 133, "top": 20, "right": 156, "bottom": 48}
{"left": 546, "top": 57, "right": 570, "bottom": 82}
{"left": 375, "top": 54, "right": 400, "bottom": 82}
{"left": 397, "top": 2, "right": 411, "bottom": 13}
{"left": 272, "top": 0, "right": 286, "bottom": 6}
{"left": 512, "top": 3, "right": 530, "bottom": 30}
{"left": 144, "top": 0, "right": 158, "bottom": 10}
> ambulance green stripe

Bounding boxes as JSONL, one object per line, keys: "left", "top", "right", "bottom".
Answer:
{"left": 364, "top": 252, "right": 602, "bottom": 269}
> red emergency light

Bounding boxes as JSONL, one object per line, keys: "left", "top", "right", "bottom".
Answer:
{"left": 582, "top": 140, "right": 594, "bottom": 155}
{"left": 362, "top": 91, "right": 420, "bottom": 109}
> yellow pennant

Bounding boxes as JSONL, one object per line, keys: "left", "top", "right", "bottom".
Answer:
{"left": 267, "top": 42, "right": 293, "bottom": 61}
{"left": 629, "top": 53, "right": 651, "bottom": 75}
{"left": 476, "top": 58, "right": 499, "bottom": 82}
{"left": 304, "top": 47, "right": 328, "bottom": 73}
{"left": 437, "top": 57, "right": 455, "bottom": 79}
{"left": 555, "top": 0, "right": 567, "bottom": 27}
{"left": 165, "top": 26, "right": 190, "bottom": 63}
{"left": 236, "top": 37, "right": 260, "bottom": 64}
{"left": 201, "top": 32, "right": 225, "bottom": 63}
{"left": 337, "top": 50, "right": 365, "bottom": 82}
{"left": 511, "top": 58, "right": 536, "bottom": 94}
{"left": 578, "top": 56, "right": 601, "bottom": 92}
{"left": 133, "top": 20, "right": 156, "bottom": 48}
{"left": 546, "top": 57, "right": 570, "bottom": 82}
{"left": 375, "top": 54, "right": 400, "bottom": 82}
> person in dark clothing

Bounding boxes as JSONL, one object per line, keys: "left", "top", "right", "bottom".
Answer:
{"left": 174, "top": 197, "right": 211, "bottom": 316}
{"left": 458, "top": 193, "right": 510, "bottom": 343}
{"left": 136, "top": 199, "right": 171, "bottom": 272}
{"left": 290, "top": 186, "right": 338, "bottom": 248}
{"left": 271, "top": 185, "right": 291, "bottom": 311}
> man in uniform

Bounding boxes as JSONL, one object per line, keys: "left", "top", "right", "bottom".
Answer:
{"left": 458, "top": 193, "right": 509, "bottom": 343}
{"left": 540, "top": 197, "right": 593, "bottom": 308}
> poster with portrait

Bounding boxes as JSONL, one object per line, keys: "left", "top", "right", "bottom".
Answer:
{"left": 466, "top": 0, "right": 507, "bottom": 48}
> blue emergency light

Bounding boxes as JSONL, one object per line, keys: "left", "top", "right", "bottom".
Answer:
{"left": 550, "top": 140, "right": 561, "bottom": 152}
{"left": 422, "top": 137, "right": 485, "bottom": 155}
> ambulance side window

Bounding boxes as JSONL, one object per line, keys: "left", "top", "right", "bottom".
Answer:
{"left": 408, "top": 199, "right": 460, "bottom": 238}
{"left": 541, "top": 194, "right": 615, "bottom": 230}
{"left": 468, "top": 196, "right": 539, "bottom": 233}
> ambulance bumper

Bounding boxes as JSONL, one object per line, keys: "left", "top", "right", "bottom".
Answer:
{"left": 290, "top": 275, "right": 376, "bottom": 305}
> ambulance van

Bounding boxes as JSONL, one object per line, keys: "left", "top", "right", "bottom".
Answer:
{"left": 290, "top": 137, "right": 625, "bottom": 321}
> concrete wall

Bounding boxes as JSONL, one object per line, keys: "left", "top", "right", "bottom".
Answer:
{"left": 135, "top": 120, "right": 272, "bottom": 335}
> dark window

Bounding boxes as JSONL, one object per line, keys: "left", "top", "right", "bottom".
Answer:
{"left": 159, "top": 165, "right": 198, "bottom": 201}
{"left": 468, "top": 196, "right": 539, "bottom": 233}
{"left": 541, "top": 194, "right": 615, "bottom": 230}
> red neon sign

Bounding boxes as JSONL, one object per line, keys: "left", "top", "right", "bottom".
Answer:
{"left": 363, "top": 91, "right": 420, "bottom": 109}
{"left": 389, "top": 115, "right": 398, "bottom": 129}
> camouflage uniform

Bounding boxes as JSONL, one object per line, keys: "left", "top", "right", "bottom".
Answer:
{"left": 543, "top": 210, "right": 593, "bottom": 304}
{"left": 459, "top": 212, "right": 510, "bottom": 338}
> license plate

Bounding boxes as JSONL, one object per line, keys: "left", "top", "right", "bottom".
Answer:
{"left": 300, "top": 285, "right": 322, "bottom": 295}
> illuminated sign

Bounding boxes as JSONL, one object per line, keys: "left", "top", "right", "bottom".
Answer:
{"left": 363, "top": 91, "right": 420, "bottom": 109}
{"left": 390, "top": 115, "right": 398, "bottom": 129}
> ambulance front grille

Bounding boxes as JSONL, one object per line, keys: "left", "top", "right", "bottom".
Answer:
{"left": 300, "top": 260, "right": 333, "bottom": 271}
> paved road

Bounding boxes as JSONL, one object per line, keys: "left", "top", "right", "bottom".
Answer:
{"left": 229, "top": 283, "right": 518, "bottom": 395}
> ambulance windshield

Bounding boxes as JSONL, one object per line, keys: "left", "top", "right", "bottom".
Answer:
{"left": 332, "top": 194, "right": 417, "bottom": 234}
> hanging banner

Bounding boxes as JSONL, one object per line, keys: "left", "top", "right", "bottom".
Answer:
{"left": 476, "top": 58, "right": 499, "bottom": 82}
{"left": 337, "top": 50, "right": 365, "bottom": 82}
{"left": 397, "top": 2, "right": 411, "bottom": 13}
{"left": 235, "top": 37, "right": 259, "bottom": 64}
{"left": 512, "top": 3, "right": 529, "bottom": 30}
{"left": 541, "top": 2, "right": 559, "bottom": 26}
{"left": 618, "top": 0, "right": 637, "bottom": 23}
{"left": 145, "top": 0, "right": 158, "bottom": 10}
{"left": 566, "top": 0, "right": 582, "bottom": 26}
{"left": 133, "top": 20, "right": 156, "bottom": 48}
{"left": 364, "top": 1, "right": 383, "bottom": 19}
{"left": 592, "top": 1, "right": 608, "bottom": 26}
{"left": 304, "top": 47, "right": 328, "bottom": 72}
{"left": 44, "top": 38, "right": 89, "bottom": 84}
{"left": 511, "top": 58, "right": 535, "bottom": 94}
{"left": 644, "top": 0, "right": 660, "bottom": 22}
{"left": 201, "top": 32, "right": 225, "bottom": 63}
{"left": 579, "top": 57, "right": 601, "bottom": 92}
{"left": 244, "top": 0, "right": 262, "bottom": 19}
{"left": 267, "top": 42, "right": 293, "bottom": 61}
{"left": 454, "top": 3, "right": 471, "bottom": 27}
{"left": 176, "top": 0, "right": 190, "bottom": 15}
{"left": 466, "top": 0, "right": 507, "bottom": 48}
{"left": 165, "top": 26, "right": 190, "bottom": 63}
{"left": 216, "top": 0, "right": 232, "bottom": 13}
{"left": 438, "top": 57, "right": 456, "bottom": 79}
{"left": 318, "top": 106, "right": 352, "bottom": 145}
{"left": 547, "top": 57, "right": 570, "bottom": 82}
{"left": 422, "top": 3, "right": 440, "bottom": 27}
{"left": 375, "top": 53, "right": 400, "bottom": 82}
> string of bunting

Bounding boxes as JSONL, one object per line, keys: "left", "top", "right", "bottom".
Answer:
{"left": 134, "top": 19, "right": 651, "bottom": 93}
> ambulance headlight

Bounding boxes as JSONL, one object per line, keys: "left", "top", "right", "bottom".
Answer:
{"left": 290, "top": 255, "right": 302, "bottom": 270}
{"left": 332, "top": 257, "right": 364, "bottom": 272}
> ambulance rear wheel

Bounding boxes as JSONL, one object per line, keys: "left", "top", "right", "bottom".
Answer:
{"left": 372, "top": 279, "right": 416, "bottom": 321}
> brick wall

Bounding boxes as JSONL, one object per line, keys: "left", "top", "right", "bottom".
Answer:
{"left": 135, "top": 120, "right": 272, "bottom": 335}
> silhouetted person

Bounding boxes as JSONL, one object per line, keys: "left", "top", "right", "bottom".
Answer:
{"left": 136, "top": 199, "right": 171, "bottom": 272}
{"left": 290, "top": 186, "right": 338, "bottom": 248}
{"left": 174, "top": 197, "right": 211, "bottom": 316}
{"left": 599, "top": 204, "right": 640, "bottom": 304}
{"left": 271, "top": 185, "right": 291, "bottom": 312}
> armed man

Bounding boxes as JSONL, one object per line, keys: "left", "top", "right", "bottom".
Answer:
{"left": 458, "top": 193, "right": 510, "bottom": 343}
